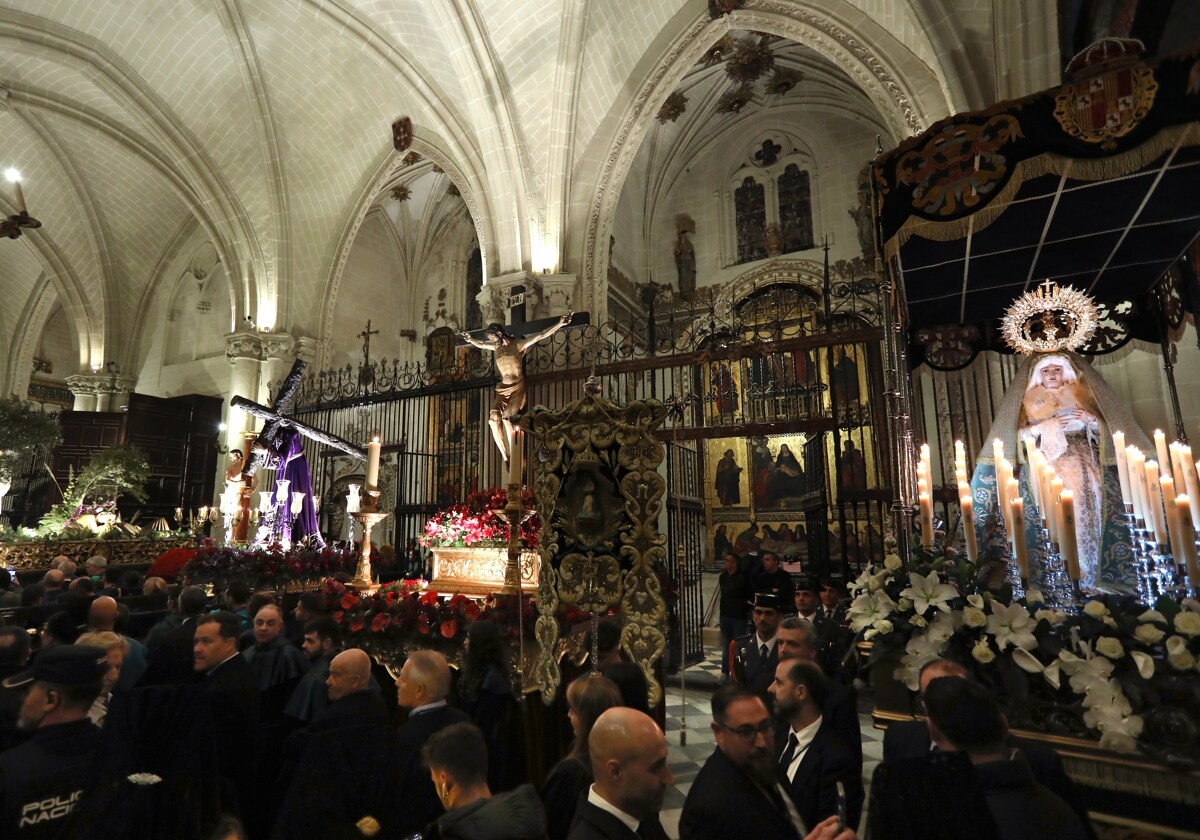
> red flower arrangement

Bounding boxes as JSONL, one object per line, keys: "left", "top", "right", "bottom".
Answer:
{"left": 418, "top": 486, "right": 540, "bottom": 549}
{"left": 182, "top": 540, "right": 362, "bottom": 589}
{"left": 323, "top": 577, "right": 586, "bottom": 651}
{"left": 148, "top": 546, "right": 198, "bottom": 581}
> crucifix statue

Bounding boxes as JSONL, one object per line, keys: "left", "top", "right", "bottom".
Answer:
{"left": 231, "top": 359, "right": 367, "bottom": 544}
{"left": 358, "top": 320, "right": 380, "bottom": 389}
{"left": 460, "top": 312, "right": 578, "bottom": 467}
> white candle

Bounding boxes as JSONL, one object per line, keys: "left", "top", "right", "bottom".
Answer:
{"left": 1183, "top": 449, "right": 1200, "bottom": 529}
{"left": 961, "top": 495, "right": 978, "bottom": 563}
{"left": 1006, "top": 476, "right": 1021, "bottom": 549}
{"left": 1011, "top": 497, "right": 1029, "bottom": 580}
{"left": 1154, "top": 431, "right": 1171, "bottom": 486}
{"left": 1145, "top": 460, "right": 1169, "bottom": 547}
{"left": 275, "top": 478, "right": 291, "bottom": 504}
{"left": 919, "top": 491, "right": 934, "bottom": 548}
{"left": 366, "top": 436, "right": 381, "bottom": 489}
{"left": 1128, "top": 448, "right": 1148, "bottom": 525}
{"left": 1176, "top": 495, "right": 1200, "bottom": 584}
{"left": 993, "top": 438, "right": 1004, "bottom": 464}
{"left": 1060, "top": 490, "right": 1080, "bottom": 582}
{"left": 1050, "top": 477, "right": 1065, "bottom": 544}
{"left": 1170, "top": 441, "right": 1187, "bottom": 492}
{"left": 1164, "top": 479, "right": 1185, "bottom": 557}
{"left": 1113, "top": 431, "right": 1133, "bottom": 507}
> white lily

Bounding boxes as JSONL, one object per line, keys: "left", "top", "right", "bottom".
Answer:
{"left": 985, "top": 600, "right": 1038, "bottom": 651}
{"left": 900, "top": 570, "right": 958, "bottom": 615}
{"left": 848, "top": 590, "right": 898, "bottom": 633}
{"left": 1011, "top": 646, "right": 1045, "bottom": 674}
{"left": 1059, "top": 648, "right": 1114, "bottom": 693}
{"left": 925, "top": 610, "right": 960, "bottom": 643}
{"left": 1042, "top": 659, "right": 1061, "bottom": 689}
{"left": 1130, "top": 650, "right": 1155, "bottom": 680}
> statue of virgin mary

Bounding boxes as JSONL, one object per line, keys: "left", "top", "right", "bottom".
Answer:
{"left": 969, "top": 350, "right": 1145, "bottom": 592}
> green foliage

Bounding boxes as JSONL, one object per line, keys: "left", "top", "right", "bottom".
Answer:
{"left": 38, "top": 443, "right": 151, "bottom": 534}
{"left": 0, "top": 396, "right": 62, "bottom": 482}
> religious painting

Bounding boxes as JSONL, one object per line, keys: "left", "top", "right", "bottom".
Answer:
{"left": 705, "top": 437, "right": 749, "bottom": 510}
{"left": 706, "top": 362, "right": 741, "bottom": 421}
{"left": 556, "top": 457, "right": 622, "bottom": 549}
{"left": 830, "top": 345, "right": 866, "bottom": 411}
{"left": 430, "top": 390, "right": 483, "bottom": 506}
{"left": 758, "top": 516, "right": 810, "bottom": 568}
{"left": 748, "top": 433, "right": 809, "bottom": 512}
{"left": 826, "top": 515, "right": 882, "bottom": 567}
{"left": 426, "top": 326, "right": 457, "bottom": 376}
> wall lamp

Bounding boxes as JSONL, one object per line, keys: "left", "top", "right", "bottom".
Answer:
{"left": 2, "top": 169, "right": 41, "bottom": 240}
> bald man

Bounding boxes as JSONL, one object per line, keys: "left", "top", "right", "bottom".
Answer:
{"left": 41, "top": 569, "right": 66, "bottom": 604}
{"left": 568, "top": 707, "right": 674, "bottom": 840}
{"left": 87, "top": 596, "right": 148, "bottom": 691}
{"left": 280, "top": 649, "right": 386, "bottom": 781}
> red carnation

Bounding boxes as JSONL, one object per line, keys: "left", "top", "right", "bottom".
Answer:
{"left": 350, "top": 617, "right": 364, "bottom": 633}
{"left": 340, "top": 593, "right": 359, "bottom": 610}
{"left": 371, "top": 613, "right": 388, "bottom": 632}
{"left": 440, "top": 619, "right": 458, "bottom": 639}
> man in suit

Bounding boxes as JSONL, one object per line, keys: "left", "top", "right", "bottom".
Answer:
{"left": 390, "top": 650, "right": 472, "bottom": 836}
{"left": 882, "top": 658, "right": 1094, "bottom": 837}
{"left": 141, "top": 585, "right": 208, "bottom": 686}
{"left": 731, "top": 593, "right": 783, "bottom": 700}
{"left": 924, "top": 677, "right": 1087, "bottom": 840}
{"left": 194, "top": 610, "right": 259, "bottom": 820}
{"left": 775, "top": 618, "right": 860, "bottom": 769}
{"left": 567, "top": 707, "right": 673, "bottom": 840}
{"left": 770, "top": 659, "right": 863, "bottom": 831}
{"left": 679, "top": 684, "right": 856, "bottom": 840}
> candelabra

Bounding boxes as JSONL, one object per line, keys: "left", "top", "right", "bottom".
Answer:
{"left": 351, "top": 488, "right": 387, "bottom": 590}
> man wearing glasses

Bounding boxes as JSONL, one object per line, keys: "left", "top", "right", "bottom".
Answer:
{"left": 680, "top": 684, "right": 856, "bottom": 840}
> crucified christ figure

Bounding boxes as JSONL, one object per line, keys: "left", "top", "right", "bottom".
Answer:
{"left": 462, "top": 311, "right": 573, "bottom": 464}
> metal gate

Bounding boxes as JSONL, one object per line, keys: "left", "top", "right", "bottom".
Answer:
{"left": 666, "top": 438, "right": 706, "bottom": 668}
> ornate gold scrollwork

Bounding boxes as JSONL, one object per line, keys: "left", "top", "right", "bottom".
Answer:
{"left": 520, "top": 394, "right": 668, "bottom": 706}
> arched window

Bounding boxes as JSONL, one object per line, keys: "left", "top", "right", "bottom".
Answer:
{"left": 778, "top": 164, "right": 814, "bottom": 254}
{"left": 735, "top": 177, "right": 767, "bottom": 264}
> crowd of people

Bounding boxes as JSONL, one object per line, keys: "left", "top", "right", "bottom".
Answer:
{"left": 0, "top": 553, "right": 1094, "bottom": 840}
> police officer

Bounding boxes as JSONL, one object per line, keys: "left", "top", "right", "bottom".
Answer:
{"left": 729, "top": 592, "right": 783, "bottom": 701}
{"left": 0, "top": 645, "right": 106, "bottom": 839}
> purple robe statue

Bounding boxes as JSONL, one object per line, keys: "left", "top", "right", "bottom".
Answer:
{"left": 267, "top": 427, "right": 322, "bottom": 545}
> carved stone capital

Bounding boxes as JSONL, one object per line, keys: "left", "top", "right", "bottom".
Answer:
{"left": 535, "top": 273, "right": 577, "bottom": 317}
{"left": 108, "top": 375, "right": 138, "bottom": 395}
{"left": 293, "top": 336, "right": 319, "bottom": 365}
{"left": 65, "top": 374, "right": 107, "bottom": 397}
{"left": 225, "top": 330, "right": 261, "bottom": 363}
{"left": 259, "top": 331, "right": 295, "bottom": 361}
{"left": 483, "top": 271, "right": 538, "bottom": 325}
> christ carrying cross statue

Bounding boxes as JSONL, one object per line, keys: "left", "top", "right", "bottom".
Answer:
{"left": 461, "top": 311, "right": 573, "bottom": 464}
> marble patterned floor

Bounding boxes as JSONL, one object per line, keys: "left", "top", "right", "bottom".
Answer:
{"left": 658, "top": 646, "right": 884, "bottom": 839}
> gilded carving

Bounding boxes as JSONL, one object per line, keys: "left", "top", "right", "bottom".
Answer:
{"left": 428, "top": 546, "right": 539, "bottom": 595}
{"left": 520, "top": 395, "right": 669, "bottom": 706}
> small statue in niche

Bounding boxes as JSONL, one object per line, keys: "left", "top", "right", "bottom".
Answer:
{"left": 674, "top": 214, "right": 697, "bottom": 300}
{"left": 848, "top": 164, "right": 877, "bottom": 259}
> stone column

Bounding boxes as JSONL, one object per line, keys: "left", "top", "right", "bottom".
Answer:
{"left": 109, "top": 375, "right": 137, "bottom": 412}
{"left": 225, "top": 331, "right": 262, "bottom": 438}
{"left": 484, "top": 271, "right": 537, "bottom": 325}
{"left": 65, "top": 374, "right": 107, "bottom": 411}
{"left": 260, "top": 332, "right": 297, "bottom": 403}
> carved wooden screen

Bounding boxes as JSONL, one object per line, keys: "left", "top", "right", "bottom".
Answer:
{"left": 735, "top": 177, "right": 767, "bottom": 264}
{"left": 778, "top": 164, "right": 814, "bottom": 254}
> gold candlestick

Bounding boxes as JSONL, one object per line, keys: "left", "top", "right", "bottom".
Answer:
{"left": 351, "top": 489, "right": 387, "bottom": 590}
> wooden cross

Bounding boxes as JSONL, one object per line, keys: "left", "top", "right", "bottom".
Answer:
{"left": 359, "top": 320, "right": 379, "bottom": 368}
{"left": 231, "top": 359, "right": 367, "bottom": 479}
{"left": 458, "top": 311, "right": 591, "bottom": 345}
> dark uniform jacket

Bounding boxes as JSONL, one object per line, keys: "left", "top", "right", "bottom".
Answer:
{"left": 0, "top": 718, "right": 100, "bottom": 839}
{"left": 730, "top": 633, "right": 778, "bottom": 700}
